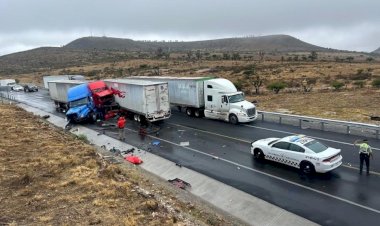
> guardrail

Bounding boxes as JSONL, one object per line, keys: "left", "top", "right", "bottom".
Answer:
{"left": 0, "top": 92, "right": 16, "bottom": 103}
{"left": 258, "top": 111, "right": 380, "bottom": 140}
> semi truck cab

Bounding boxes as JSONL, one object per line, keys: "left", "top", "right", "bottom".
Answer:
{"left": 204, "top": 78, "right": 257, "bottom": 124}
{"left": 66, "top": 84, "right": 98, "bottom": 122}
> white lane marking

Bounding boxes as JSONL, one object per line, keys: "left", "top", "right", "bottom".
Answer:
{"left": 169, "top": 122, "right": 380, "bottom": 175}
{"left": 244, "top": 124, "right": 380, "bottom": 151}
{"left": 124, "top": 127, "right": 380, "bottom": 214}
{"left": 167, "top": 122, "right": 251, "bottom": 143}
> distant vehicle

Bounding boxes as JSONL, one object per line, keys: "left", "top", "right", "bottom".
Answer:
{"left": 251, "top": 134, "right": 342, "bottom": 174}
{"left": 11, "top": 84, "right": 24, "bottom": 92}
{"left": 23, "top": 84, "right": 38, "bottom": 92}
{"left": 43, "top": 75, "right": 85, "bottom": 89}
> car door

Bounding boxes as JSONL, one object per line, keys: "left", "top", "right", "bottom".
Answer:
{"left": 280, "top": 143, "right": 305, "bottom": 168}
{"left": 270, "top": 141, "right": 291, "bottom": 163}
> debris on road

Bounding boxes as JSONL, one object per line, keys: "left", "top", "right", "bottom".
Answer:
{"left": 41, "top": 115, "right": 50, "bottom": 119}
{"left": 168, "top": 178, "right": 191, "bottom": 190}
{"left": 124, "top": 155, "right": 143, "bottom": 165}
{"left": 152, "top": 140, "right": 160, "bottom": 146}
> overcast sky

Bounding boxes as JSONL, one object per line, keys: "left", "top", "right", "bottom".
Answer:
{"left": 1, "top": 0, "right": 380, "bottom": 56}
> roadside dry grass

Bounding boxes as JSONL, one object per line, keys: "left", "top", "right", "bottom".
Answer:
{"left": 0, "top": 104, "right": 242, "bottom": 225}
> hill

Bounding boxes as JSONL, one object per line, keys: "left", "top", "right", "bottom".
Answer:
{"left": 0, "top": 34, "right": 332, "bottom": 76}
{"left": 65, "top": 35, "right": 327, "bottom": 52}
{"left": 372, "top": 47, "right": 380, "bottom": 54}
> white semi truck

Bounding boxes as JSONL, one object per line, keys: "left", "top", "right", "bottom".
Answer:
{"left": 104, "top": 79, "right": 171, "bottom": 122}
{"left": 126, "top": 76, "right": 258, "bottom": 124}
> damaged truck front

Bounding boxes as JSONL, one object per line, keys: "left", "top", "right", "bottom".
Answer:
{"left": 66, "top": 83, "right": 99, "bottom": 123}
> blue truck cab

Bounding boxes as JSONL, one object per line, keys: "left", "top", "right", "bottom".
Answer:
{"left": 66, "top": 84, "right": 98, "bottom": 122}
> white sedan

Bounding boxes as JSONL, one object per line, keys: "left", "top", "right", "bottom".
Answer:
{"left": 251, "top": 135, "right": 342, "bottom": 173}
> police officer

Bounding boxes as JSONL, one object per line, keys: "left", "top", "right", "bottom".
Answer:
{"left": 354, "top": 139, "right": 373, "bottom": 175}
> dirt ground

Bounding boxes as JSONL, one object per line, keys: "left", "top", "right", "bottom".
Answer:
{"left": 0, "top": 104, "right": 243, "bottom": 226}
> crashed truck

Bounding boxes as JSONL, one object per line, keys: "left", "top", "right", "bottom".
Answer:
{"left": 104, "top": 79, "right": 171, "bottom": 123}
{"left": 125, "top": 76, "right": 258, "bottom": 124}
{"left": 48, "top": 80, "right": 121, "bottom": 122}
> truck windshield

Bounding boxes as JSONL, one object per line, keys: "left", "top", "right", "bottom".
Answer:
{"left": 228, "top": 93, "right": 245, "bottom": 103}
{"left": 69, "top": 97, "right": 88, "bottom": 108}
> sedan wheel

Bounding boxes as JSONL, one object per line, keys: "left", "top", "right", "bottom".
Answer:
{"left": 300, "top": 162, "right": 315, "bottom": 174}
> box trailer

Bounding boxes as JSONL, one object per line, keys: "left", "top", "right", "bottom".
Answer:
{"left": 104, "top": 79, "right": 171, "bottom": 122}
{"left": 47, "top": 80, "right": 86, "bottom": 112}
{"left": 125, "top": 76, "right": 258, "bottom": 124}
{"left": 43, "top": 75, "right": 85, "bottom": 89}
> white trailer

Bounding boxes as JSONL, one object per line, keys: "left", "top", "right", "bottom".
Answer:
{"left": 47, "top": 80, "right": 86, "bottom": 112}
{"left": 43, "top": 75, "right": 85, "bottom": 89}
{"left": 0, "top": 79, "right": 16, "bottom": 87}
{"left": 104, "top": 79, "right": 171, "bottom": 122}
{"left": 126, "top": 76, "right": 258, "bottom": 124}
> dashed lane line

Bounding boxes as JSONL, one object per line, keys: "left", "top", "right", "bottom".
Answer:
{"left": 167, "top": 122, "right": 380, "bottom": 176}
{"left": 124, "top": 126, "right": 380, "bottom": 214}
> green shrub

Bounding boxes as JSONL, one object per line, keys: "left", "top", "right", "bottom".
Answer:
{"left": 353, "top": 80, "right": 365, "bottom": 88}
{"left": 372, "top": 79, "right": 380, "bottom": 88}
{"left": 331, "top": 81, "right": 344, "bottom": 90}
{"left": 267, "top": 81, "right": 286, "bottom": 94}
{"left": 77, "top": 134, "right": 89, "bottom": 143}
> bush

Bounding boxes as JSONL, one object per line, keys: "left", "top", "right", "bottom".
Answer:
{"left": 353, "top": 80, "right": 365, "bottom": 88}
{"left": 372, "top": 79, "right": 380, "bottom": 88}
{"left": 267, "top": 81, "right": 286, "bottom": 94}
{"left": 331, "top": 81, "right": 344, "bottom": 90}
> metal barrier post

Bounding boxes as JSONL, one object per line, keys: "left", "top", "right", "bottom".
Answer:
{"left": 346, "top": 126, "right": 350, "bottom": 134}
{"left": 279, "top": 116, "right": 282, "bottom": 124}
{"left": 299, "top": 119, "right": 302, "bottom": 128}
{"left": 261, "top": 113, "right": 264, "bottom": 122}
{"left": 376, "top": 129, "right": 379, "bottom": 139}
{"left": 321, "top": 122, "right": 325, "bottom": 131}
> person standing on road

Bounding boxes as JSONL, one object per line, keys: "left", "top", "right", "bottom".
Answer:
{"left": 354, "top": 139, "right": 373, "bottom": 175}
{"left": 117, "top": 116, "right": 126, "bottom": 141}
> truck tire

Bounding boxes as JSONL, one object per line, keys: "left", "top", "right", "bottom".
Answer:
{"left": 90, "top": 112, "right": 97, "bottom": 122}
{"left": 194, "top": 109, "right": 203, "bottom": 118}
{"left": 229, "top": 114, "right": 238, "bottom": 125}
{"left": 186, "top": 108, "right": 194, "bottom": 117}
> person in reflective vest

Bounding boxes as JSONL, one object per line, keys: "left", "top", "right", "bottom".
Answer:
{"left": 354, "top": 139, "right": 373, "bottom": 175}
{"left": 117, "top": 116, "right": 126, "bottom": 141}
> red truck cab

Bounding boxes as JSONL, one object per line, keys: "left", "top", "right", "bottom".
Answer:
{"left": 88, "top": 81, "right": 119, "bottom": 120}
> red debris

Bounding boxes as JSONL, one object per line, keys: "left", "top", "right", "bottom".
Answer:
{"left": 124, "top": 155, "right": 143, "bottom": 165}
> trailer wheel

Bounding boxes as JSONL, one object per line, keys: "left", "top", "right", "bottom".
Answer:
{"left": 229, "top": 114, "right": 238, "bottom": 125}
{"left": 186, "top": 108, "right": 194, "bottom": 117}
{"left": 194, "top": 109, "right": 203, "bottom": 118}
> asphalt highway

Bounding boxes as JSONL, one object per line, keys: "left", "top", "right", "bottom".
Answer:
{"left": 6, "top": 89, "right": 380, "bottom": 226}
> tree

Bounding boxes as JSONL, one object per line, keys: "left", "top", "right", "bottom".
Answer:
{"left": 251, "top": 75, "right": 265, "bottom": 94}
{"left": 346, "top": 56, "right": 354, "bottom": 63}
{"left": 223, "top": 53, "right": 230, "bottom": 60}
{"left": 258, "top": 51, "right": 265, "bottom": 62}
{"left": 156, "top": 47, "right": 164, "bottom": 58}
{"left": 187, "top": 51, "right": 193, "bottom": 60}
{"left": 366, "top": 57, "right": 374, "bottom": 62}
{"left": 267, "top": 81, "right": 286, "bottom": 94}
{"left": 308, "top": 51, "right": 318, "bottom": 61}
{"left": 195, "top": 50, "right": 202, "bottom": 61}
{"left": 232, "top": 53, "right": 241, "bottom": 60}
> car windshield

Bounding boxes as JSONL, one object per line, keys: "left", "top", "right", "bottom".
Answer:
{"left": 268, "top": 139, "right": 280, "bottom": 145}
{"left": 69, "top": 97, "right": 88, "bottom": 108}
{"left": 304, "top": 140, "right": 328, "bottom": 153}
{"left": 228, "top": 93, "right": 245, "bottom": 103}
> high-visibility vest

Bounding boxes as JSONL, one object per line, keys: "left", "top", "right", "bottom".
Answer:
{"left": 359, "top": 143, "right": 371, "bottom": 154}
